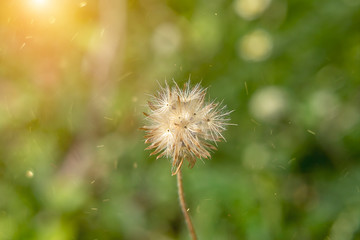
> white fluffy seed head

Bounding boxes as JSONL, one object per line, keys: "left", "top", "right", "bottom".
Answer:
{"left": 142, "top": 81, "right": 232, "bottom": 175}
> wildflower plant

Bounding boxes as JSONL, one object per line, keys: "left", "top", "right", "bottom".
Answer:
{"left": 142, "top": 81, "right": 232, "bottom": 175}
{"left": 141, "top": 80, "right": 232, "bottom": 239}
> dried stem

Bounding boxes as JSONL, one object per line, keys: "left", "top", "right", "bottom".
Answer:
{"left": 177, "top": 170, "right": 197, "bottom": 240}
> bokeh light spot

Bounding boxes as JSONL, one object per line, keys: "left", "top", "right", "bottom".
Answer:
{"left": 249, "top": 86, "right": 289, "bottom": 123}
{"left": 234, "top": 0, "right": 272, "bottom": 21}
{"left": 243, "top": 143, "right": 270, "bottom": 170}
{"left": 238, "top": 29, "right": 273, "bottom": 62}
{"left": 342, "top": 0, "right": 360, "bottom": 6}
{"left": 26, "top": 170, "right": 34, "bottom": 178}
{"left": 151, "top": 23, "right": 181, "bottom": 56}
{"left": 309, "top": 90, "right": 339, "bottom": 120}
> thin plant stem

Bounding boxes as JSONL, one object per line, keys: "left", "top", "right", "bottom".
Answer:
{"left": 177, "top": 170, "right": 197, "bottom": 240}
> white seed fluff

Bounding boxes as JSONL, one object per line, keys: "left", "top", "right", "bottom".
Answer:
{"left": 142, "top": 81, "right": 232, "bottom": 175}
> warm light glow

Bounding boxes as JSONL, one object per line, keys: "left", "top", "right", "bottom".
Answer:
{"left": 32, "top": 0, "right": 47, "bottom": 7}
{"left": 25, "top": 0, "right": 59, "bottom": 21}
{"left": 30, "top": 0, "right": 49, "bottom": 10}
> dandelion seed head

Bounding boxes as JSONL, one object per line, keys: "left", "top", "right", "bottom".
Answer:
{"left": 142, "top": 81, "right": 232, "bottom": 175}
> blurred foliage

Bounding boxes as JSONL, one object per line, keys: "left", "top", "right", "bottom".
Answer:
{"left": 1, "top": 0, "right": 360, "bottom": 239}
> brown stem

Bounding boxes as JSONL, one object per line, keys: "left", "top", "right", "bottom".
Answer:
{"left": 177, "top": 170, "right": 197, "bottom": 240}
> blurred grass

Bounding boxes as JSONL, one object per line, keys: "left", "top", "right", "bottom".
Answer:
{"left": 0, "top": 0, "right": 360, "bottom": 239}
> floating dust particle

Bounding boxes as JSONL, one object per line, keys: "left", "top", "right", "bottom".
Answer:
{"left": 91, "top": 208, "right": 98, "bottom": 211}
{"left": 79, "top": 1, "right": 87, "bottom": 7}
{"left": 104, "top": 117, "right": 114, "bottom": 120}
{"left": 186, "top": 208, "right": 190, "bottom": 212}
{"left": 278, "top": 165, "right": 286, "bottom": 170}
{"left": 118, "top": 72, "right": 133, "bottom": 81}
{"left": 245, "top": 81, "right": 248, "bottom": 95}
{"left": 103, "top": 199, "right": 110, "bottom": 202}
{"left": 133, "top": 162, "right": 138, "bottom": 169}
{"left": 26, "top": 170, "right": 34, "bottom": 178}
{"left": 48, "top": 17, "right": 56, "bottom": 24}
{"left": 214, "top": 12, "right": 218, "bottom": 16}
{"left": 251, "top": 118, "right": 261, "bottom": 125}
{"left": 288, "top": 158, "right": 296, "bottom": 164}
{"left": 5, "top": 97, "right": 13, "bottom": 118}
{"left": 91, "top": 180, "right": 96, "bottom": 184}
{"left": 97, "top": 145, "right": 104, "bottom": 148}
{"left": 71, "top": 32, "right": 78, "bottom": 41}
{"left": 20, "top": 43, "right": 26, "bottom": 50}
{"left": 307, "top": 129, "right": 316, "bottom": 135}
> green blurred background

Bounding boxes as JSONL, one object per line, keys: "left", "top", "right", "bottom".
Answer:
{"left": 1, "top": 0, "right": 360, "bottom": 239}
